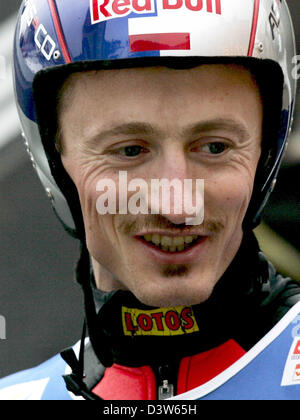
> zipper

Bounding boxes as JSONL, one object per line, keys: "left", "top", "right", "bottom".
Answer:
{"left": 158, "top": 379, "right": 174, "bottom": 400}
{"left": 156, "top": 364, "right": 176, "bottom": 400}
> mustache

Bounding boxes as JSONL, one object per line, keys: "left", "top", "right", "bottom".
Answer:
{"left": 117, "top": 214, "right": 224, "bottom": 235}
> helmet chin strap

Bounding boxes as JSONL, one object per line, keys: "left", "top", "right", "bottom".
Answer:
{"left": 60, "top": 241, "right": 107, "bottom": 400}
{"left": 75, "top": 241, "right": 115, "bottom": 367}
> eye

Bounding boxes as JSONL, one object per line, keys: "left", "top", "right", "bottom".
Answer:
{"left": 190, "top": 140, "right": 230, "bottom": 156}
{"left": 122, "top": 145, "right": 147, "bottom": 157}
{"left": 110, "top": 144, "right": 150, "bottom": 158}
{"left": 202, "top": 142, "right": 228, "bottom": 155}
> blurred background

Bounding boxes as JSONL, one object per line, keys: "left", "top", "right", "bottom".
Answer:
{"left": 0, "top": 1, "right": 299, "bottom": 378}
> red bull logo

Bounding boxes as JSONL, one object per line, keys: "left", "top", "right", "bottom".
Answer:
{"left": 91, "top": 0, "right": 221, "bottom": 24}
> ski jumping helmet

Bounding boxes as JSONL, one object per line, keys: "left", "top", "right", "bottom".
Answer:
{"left": 13, "top": 0, "right": 297, "bottom": 240}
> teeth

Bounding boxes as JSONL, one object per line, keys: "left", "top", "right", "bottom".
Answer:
{"left": 177, "top": 243, "right": 185, "bottom": 252}
{"left": 161, "top": 236, "right": 173, "bottom": 247}
{"left": 152, "top": 234, "right": 161, "bottom": 245}
{"left": 184, "top": 236, "right": 194, "bottom": 244}
{"left": 173, "top": 236, "right": 184, "bottom": 246}
{"left": 142, "top": 234, "right": 199, "bottom": 252}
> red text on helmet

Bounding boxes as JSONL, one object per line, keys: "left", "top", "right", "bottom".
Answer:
{"left": 91, "top": 0, "right": 221, "bottom": 25}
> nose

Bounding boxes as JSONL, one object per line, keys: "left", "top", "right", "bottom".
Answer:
{"left": 149, "top": 151, "right": 204, "bottom": 226}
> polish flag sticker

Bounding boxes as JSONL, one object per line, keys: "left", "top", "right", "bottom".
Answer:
{"left": 281, "top": 336, "right": 300, "bottom": 386}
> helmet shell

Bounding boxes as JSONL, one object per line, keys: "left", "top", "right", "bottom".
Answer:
{"left": 13, "top": 0, "right": 297, "bottom": 234}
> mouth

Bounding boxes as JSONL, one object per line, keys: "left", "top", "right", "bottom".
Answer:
{"left": 134, "top": 232, "right": 209, "bottom": 264}
{"left": 140, "top": 233, "right": 201, "bottom": 253}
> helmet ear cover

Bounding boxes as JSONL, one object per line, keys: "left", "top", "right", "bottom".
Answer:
{"left": 32, "top": 56, "right": 284, "bottom": 239}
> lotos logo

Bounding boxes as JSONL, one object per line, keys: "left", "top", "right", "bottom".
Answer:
{"left": 122, "top": 305, "right": 199, "bottom": 336}
{"left": 91, "top": 0, "right": 221, "bottom": 24}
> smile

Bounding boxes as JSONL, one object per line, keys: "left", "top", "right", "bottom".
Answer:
{"left": 142, "top": 234, "right": 200, "bottom": 253}
{"left": 133, "top": 230, "right": 209, "bottom": 265}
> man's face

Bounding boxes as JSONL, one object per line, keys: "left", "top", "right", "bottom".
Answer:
{"left": 60, "top": 64, "right": 262, "bottom": 307}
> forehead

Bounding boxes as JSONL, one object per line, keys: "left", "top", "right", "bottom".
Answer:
{"left": 59, "top": 63, "right": 260, "bottom": 108}
{"left": 58, "top": 64, "right": 262, "bottom": 144}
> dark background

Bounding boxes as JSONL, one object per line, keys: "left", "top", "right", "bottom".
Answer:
{"left": 0, "top": 0, "right": 299, "bottom": 378}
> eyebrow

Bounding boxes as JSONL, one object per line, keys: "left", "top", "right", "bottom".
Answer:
{"left": 182, "top": 118, "right": 251, "bottom": 142}
{"left": 86, "top": 118, "right": 251, "bottom": 146}
{"left": 86, "top": 122, "right": 159, "bottom": 146}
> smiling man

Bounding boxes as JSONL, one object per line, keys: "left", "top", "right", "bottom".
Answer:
{"left": 1, "top": 0, "right": 300, "bottom": 401}
{"left": 59, "top": 64, "right": 263, "bottom": 308}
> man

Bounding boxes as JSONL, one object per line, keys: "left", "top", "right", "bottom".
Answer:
{"left": 0, "top": 0, "right": 300, "bottom": 400}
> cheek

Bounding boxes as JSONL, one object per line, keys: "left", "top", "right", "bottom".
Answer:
{"left": 77, "top": 177, "right": 101, "bottom": 231}
{"left": 206, "top": 171, "right": 256, "bottom": 222}
{"left": 78, "top": 172, "right": 132, "bottom": 265}
{"left": 65, "top": 161, "right": 117, "bottom": 250}
{"left": 73, "top": 160, "right": 118, "bottom": 221}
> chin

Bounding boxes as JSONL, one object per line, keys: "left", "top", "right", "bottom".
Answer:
{"left": 132, "top": 278, "right": 215, "bottom": 308}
